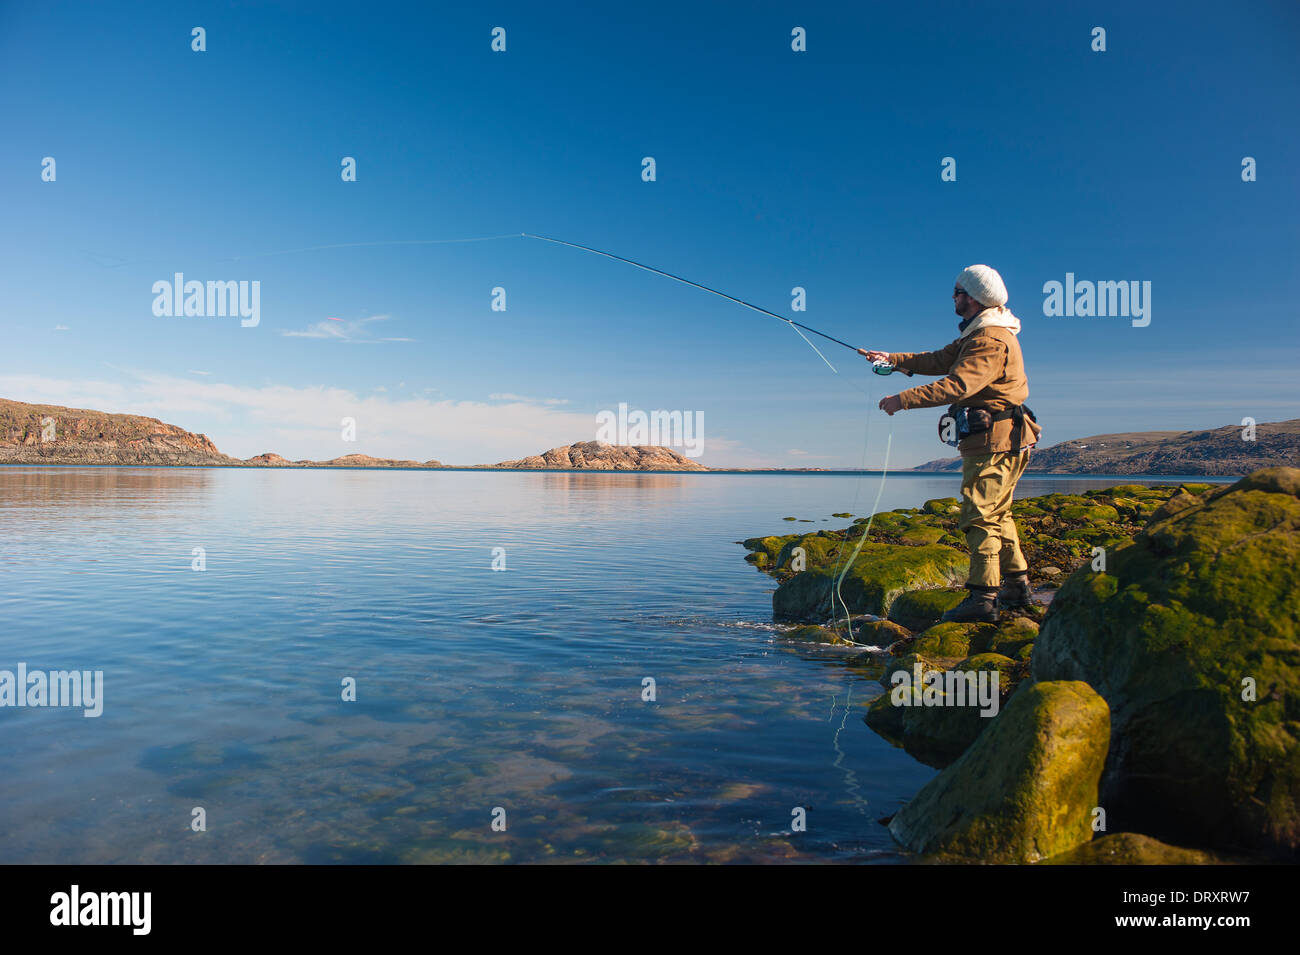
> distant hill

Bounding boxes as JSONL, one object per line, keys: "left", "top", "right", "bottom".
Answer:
{"left": 1, "top": 399, "right": 238, "bottom": 466}
{"left": 912, "top": 418, "right": 1300, "bottom": 475}
{"left": 0, "top": 398, "right": 441, "bottom": 468}
{"left": 493, "top": 440, "right": 707, "bottom": 471}
{"left": 0, "top": 398, "right": 703, "bottom": 471}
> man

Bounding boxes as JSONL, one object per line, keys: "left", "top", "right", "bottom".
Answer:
{"left": 860, "top": 265, "right": 1042, "bottom": 623}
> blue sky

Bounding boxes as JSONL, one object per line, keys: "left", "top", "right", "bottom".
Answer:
{"left": 2, "top": 0, "right": 1297, "bottom": 467}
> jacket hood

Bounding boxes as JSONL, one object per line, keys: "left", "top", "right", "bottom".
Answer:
{"left": 959, "top": 305, "right": 1021, "bottom": 339}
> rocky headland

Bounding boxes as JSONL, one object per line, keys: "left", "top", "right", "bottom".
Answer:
{"left": 740, "top": 469, "right": 1300, "bottom": 863}
{"left": 492, "top": 440, "right": 705, "bottom": 471}
{"left": 914, "top": 418, "right": 1299, "bottom": 475}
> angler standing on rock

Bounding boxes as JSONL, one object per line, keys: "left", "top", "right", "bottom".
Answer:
{"left": 860, "top": 265, "right": 1042, "bottom": 623}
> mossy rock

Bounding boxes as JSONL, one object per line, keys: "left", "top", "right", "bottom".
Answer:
{"left": 1145, "top": 491, "right": 1201, "bottom": 524}
{"left": 888, "top": 587, "right": 968, "bottom": 631}
{"left": 923, "top": 497, "right": 960, "bottom": 516}
{"left": 879, "top": 652, "right": 944, "bottom": 688}
{"left": 1038, "top": 493, "right": 1092, "bottom": 511}
{"left": 888, "top": 680, "right": 1110, "bottom": 863}
{"left": 831, "top": 512, "right": 854, "bottom": 519}
{"left": 783, "top": 625, "right": 842, "bottom": 645}
{"left": 741, "top": 535, "right": 785, "bottom": 565}
{"left": 971, "top": 617, "right": 1039, "bottom": 656}
{"left": 1040, "top": 832, "right": 1223, "bottom": 865}
{"left": 1058, "top": 504, "right": 1121, "bottom": 524}
{"left": 772, "top": 542, "right": 968, "bottom": 621}
{"left": 844, "top": 618, "right": 913, "bottom": 648}
{"left": 1033, "top": 467, "right": 1300, "bottom": 854}
{"left": 912, "top": 621, "right": 994, "bottom": 659}
{"left": 1104, "top": 484, "right": 1168, "bottom": 500}
{"left": 1012, "top": 504, "right": 1048, "bottom": 518}
{"left": 891, "top": 654, "right": 1020, "bottom": 768}
{"left": 774, "top": 533, "right": 844, "bottom": 571}
{"left": 864, "top": 692, "right": 906, "bottom": 744}
{"left": 899, "top": 524, "right": 947, "bottom": 546}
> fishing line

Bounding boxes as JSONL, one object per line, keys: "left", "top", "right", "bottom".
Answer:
{"left": 520, "top": 233, "right": 860, "bottom": 371}
{"left": 830, "top": 423, "right": 894, "bottom": 647}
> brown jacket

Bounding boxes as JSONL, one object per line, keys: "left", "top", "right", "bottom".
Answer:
{"left": 888, "top": 325, "right": 1041, "bottom": 456}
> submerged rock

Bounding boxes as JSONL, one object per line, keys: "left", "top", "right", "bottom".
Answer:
{"left": 1033, "top": 467, "right": 1300, "bottom": 855}
{"left": 888, "top": 680, "right": 1110, "bottom": 863}
{"left": 1040, "top": 832, "right": 1225, "bottom": 865}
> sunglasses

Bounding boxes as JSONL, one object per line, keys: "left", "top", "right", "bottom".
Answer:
{"left": 952, "top": 288, "right": 967, "bottom": 298}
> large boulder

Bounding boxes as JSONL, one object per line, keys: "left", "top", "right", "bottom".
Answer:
{"left": 888, "top": 680, "right": 1110, "bottom": 862}
{"left": 1033, "top": 467, "right": 1300, "bottom": 855}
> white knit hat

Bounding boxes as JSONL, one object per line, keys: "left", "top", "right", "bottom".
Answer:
{"left": 955, "top": 264, "right": 1008, "bottom": 307}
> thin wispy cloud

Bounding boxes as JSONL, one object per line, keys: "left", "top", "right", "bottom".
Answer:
{"left": 282, "top": 314, "right": 413, "bottom": 343}
{"left": 489, "top": 392, "right": 570, "bottom": 405}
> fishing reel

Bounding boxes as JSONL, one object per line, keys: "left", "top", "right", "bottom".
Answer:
{"left": 871, "top": 361, "right": 895, "bottom": 376}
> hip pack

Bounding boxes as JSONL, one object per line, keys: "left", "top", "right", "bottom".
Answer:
{"left": 939, "top": 404, "right": 1037, "bottom": 449}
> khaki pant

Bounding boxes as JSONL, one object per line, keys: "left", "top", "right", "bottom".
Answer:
{"left": 958, "top": 450, "right": 1031, "bottom": 588}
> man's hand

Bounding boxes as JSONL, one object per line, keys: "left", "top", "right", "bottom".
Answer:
{"left": 878, "top": 394, "right": 903, "bottom": 416}
{"left": 857, "top": 348, "right": 891, "bottom": 363}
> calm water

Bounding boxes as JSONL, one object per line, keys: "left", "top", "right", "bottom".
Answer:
{"left": 0, "top": 467, "right": 1229, "bottom": 864}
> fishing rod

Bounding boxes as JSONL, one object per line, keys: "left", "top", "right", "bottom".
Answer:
{"left": 521, "top": 232, "right": 882, "bottom": 372}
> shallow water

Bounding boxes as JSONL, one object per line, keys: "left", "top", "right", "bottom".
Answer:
{"left": 0, "top": 467, "right": 1229, "bottom": 863}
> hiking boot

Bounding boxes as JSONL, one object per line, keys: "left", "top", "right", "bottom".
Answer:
{"left": 998, "top": 572, "right": 1037, "bottom": 610}
{"left": 941, "top": 585, "right": 999, "bottom": 624}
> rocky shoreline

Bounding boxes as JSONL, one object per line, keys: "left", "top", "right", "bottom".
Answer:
{"left": 740, "top": 469, "right": 1300, "bottom": 863}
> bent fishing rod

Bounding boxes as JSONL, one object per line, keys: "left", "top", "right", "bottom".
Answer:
{"left": 521, "top": 232, "right": 888, "bottom": 372}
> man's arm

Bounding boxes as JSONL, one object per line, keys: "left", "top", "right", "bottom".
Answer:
{"left": 887, "top": 340, "right": 962, "bottom": 377}
{"left": 896, "top": 334, "right": 1006, "bottom": 410}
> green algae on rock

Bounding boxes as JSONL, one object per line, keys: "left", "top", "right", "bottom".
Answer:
{"left": 772, "top": 542, "right": 969, "bottom": 620}
{"left": 1040, "top": 832, "right": 1226, "bottom": 865}
{"left": 782, "top": 624, "right": 843, "bottom": 645}
{"left": 741, "top": 483, "right": 1194, "bottom": 626}
{"left": 878, "top": 651, "right": 1029, "bottom": 769}
{"left": 888, "top": 680, "right": 1110, "bottom": 863}
{"left": 911, "top": 621, "right": 993, "bottom": 659}
{"left": 1033, "top": 467, "right": 1300, "bottom": 855}
{"left": 887, "top": 588, "right": 969, "bottom": 631}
